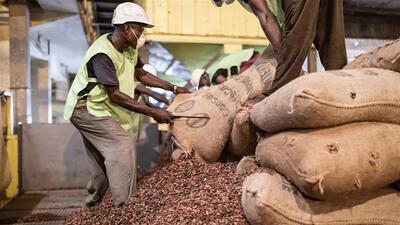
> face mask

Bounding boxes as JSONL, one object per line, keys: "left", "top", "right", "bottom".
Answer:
{"left": 136, "top": 33, "right": 146, "bottom": 49}
{"left": 130, "top": 27, "right": 146, "bottom": 49}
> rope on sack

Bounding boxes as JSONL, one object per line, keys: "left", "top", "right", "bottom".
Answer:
{"left": 288, "top": 89, "right": 315, "bottom": 114}
{"left": 291, "top": 90, "right": 400, "bottom": 110}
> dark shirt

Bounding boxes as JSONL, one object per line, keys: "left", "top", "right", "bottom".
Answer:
{"left": 86, "top": 34, "right": 144, "bottom": 86}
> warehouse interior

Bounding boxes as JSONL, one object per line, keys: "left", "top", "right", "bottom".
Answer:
{"left": 0, "top": 0, "right": 399, "bottom": 224}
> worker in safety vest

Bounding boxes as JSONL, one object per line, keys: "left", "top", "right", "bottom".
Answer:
{"left": 212, "top": 0, "right": 347, "bottom": 94}
{"left": 64, "top": 2, "right": 189, "bottom": 207}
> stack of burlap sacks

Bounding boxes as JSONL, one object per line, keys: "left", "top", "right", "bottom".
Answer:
{"left": 242, "top": 39, "right": 400, "bottom": 225}
{"left": 168, "top": 40, "right": 400, "bottom": 224}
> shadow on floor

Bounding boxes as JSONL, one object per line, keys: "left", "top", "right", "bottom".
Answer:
{"left": 0, "top": 190, "right": 85, "bottom": 225}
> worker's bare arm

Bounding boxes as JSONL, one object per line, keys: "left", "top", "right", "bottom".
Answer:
{"left": 248, "top": 0, "right": 282, "bottom": 54}
{"left": 135, "top": 83, "right": 169, "bottom": 105}
{"left": 105, "top": 85, "right": 172, "bottom": 123}
{"left": 135, "top": 68, "right": 190, "bottom": 94}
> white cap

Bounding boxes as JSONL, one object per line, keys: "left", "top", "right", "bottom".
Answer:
{"left": 143, "top": 64, "right": 157, "bottom": 75}
{"left": 191, "top": 69, "right": 205, "bottom": 88}
{"left": 112, "top": 2, "right": 154, "bottom": 28}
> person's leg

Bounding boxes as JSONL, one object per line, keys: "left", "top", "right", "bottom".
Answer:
{"left": 81, "top": 136, "right": 109, "bottom": 207}
{"left": 71, "top": 101, "right": 137, "bottom": 207}
{"left": 266, "top": 0, "right": 320, "bottom": 95}
{"left": 313, "top": 0, "right": 347, "bottom": 70}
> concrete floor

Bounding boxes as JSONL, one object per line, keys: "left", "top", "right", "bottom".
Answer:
{"left": 0, "top": 189, "right": 86, "bottom": 225}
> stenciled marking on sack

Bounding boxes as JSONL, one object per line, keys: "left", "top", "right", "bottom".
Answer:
{"left": 363, "top": 69, "right": 379, "bottom": 76}
{"left": 228, "top": 117, "right": 234, "bottom": 126}
{"left": 218, "top": 84, "right": 242, "bottom": 108}
{"left": 250, "top": 60, "right": 275, "bottom": 83}
{"left": 202, "top": 93, "right": 230, "bottom": 117}
{"left": 236, "top": 76, "right": 254, "bottom": 94}
{"left": 186, "top": 113, "right": 210, "bottom": 128}
{"left": 332, "top": 71, "right": 353, "bottom": 77}
{"left": 174, "top": 100, "right": 195, "bottom": 113}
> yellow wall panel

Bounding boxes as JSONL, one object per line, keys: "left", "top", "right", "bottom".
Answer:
{"left": 207, "top": 3, "right": 221, "bottom": 35}
{"left": 144, "top": 0, "right": 155, "bottom": 33}
{"left": 220, "top": 4, "right": 234, "bottom": 37}
{"left": 243, "top": 11, "right": 253, "bottom": 37}
{"left": 167, "top": 0, "right": 182, "bottom": 34}
{"left": 195, "top": 0, "right": 209, "bottom": 35}
{"left": 181, "top": 1, "right": 196, "bottom": 34}
{"left": 232, "top": 3, "right": 247, "bottom": 37}
{"left": 153, "top": 0, "right": 169, "bottom": 33}
{"left": 143, "top": 0, "right": 267, "bottom": 45}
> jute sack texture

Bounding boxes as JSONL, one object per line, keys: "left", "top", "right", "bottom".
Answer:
{"left": 250, "top": 68, "right": 400, "bottom": 133}
{"left": 345, "top": 39, "right": 400, "bottom": 71}
{"left": 242, "top": 172, "right": 400, "bottom": 225}
{"left": 225, "top": 107, "right": 258, "bottom": 158}
{"left": 168, "top": 49, "right": 276, "bottom": 163}
{"left": 255, "top": 122, "right": 400, "bottom": 201}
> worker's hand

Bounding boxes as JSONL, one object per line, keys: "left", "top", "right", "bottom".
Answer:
{"left": 175, "top": 87, "right": 191, "bottom": 94}
{"left": 152, "top": 109, "right": 173, "bottom": 124}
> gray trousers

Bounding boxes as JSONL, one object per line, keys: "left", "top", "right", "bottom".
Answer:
{"left": 70, "top": 100, "right": 137, "bottom": 207}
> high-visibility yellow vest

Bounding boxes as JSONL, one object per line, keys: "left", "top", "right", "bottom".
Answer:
{"left": 64, "top": 34, "right": 139, "bottom": 136}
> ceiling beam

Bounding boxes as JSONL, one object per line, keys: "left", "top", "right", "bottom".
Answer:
{"left": 344, "top": 12, "right": 400, "bottom": 39}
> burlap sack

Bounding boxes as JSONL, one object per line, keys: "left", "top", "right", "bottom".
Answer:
{"left": 225, "top": 107, "right": 258, "bottom": 158}
{"left": 168, "top": 50, "right": 276, "bottom": 163}
{"left": 0, "top": 102, "right": 11, "bottom": 190}
{"left": 256, "top": 122, "right": 400, "bottom": 201}
{"left": 345, "top": 39, "right": 400, "bottom": 72}
{"left": 250, "top": 68, "right": 400, "bottom": 133}
{"left": 242, "top": 172, "right": 400, "bottom": 225}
